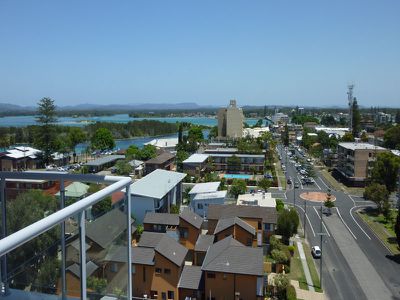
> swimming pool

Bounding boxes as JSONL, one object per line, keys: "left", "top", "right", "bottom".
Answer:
{"left": 223, "top": 174, "right": 252, "bottom": 179}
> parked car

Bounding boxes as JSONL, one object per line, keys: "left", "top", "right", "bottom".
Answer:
{"left": 311, "top": 246, "right": 321, "bottom": 258}
{"left": 287, "top": 178, "right": 292, "bottom": 184}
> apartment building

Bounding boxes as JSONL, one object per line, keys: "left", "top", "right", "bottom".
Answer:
{"left": 0, "top": 146, "right": 42, "bottom": 171}
{"left": 182, "top": 153, "right": 210, "bottom": 176}
{"left": 207, "top": 204, "right": 277, "bottom": 245}
{"left": 217, "top": 100, "right": 244, "bottom": 139}
{"left": 335, "top": 142, "right": 387, "bottom": 186}
{"left": 202, "top": 236, "right": 264, "bottom": 300}
{"left": 189, "top": 182, "right": 227, "bottom": 218}
{"left": 129, "top": 169, "right": 186, "bottom": 223}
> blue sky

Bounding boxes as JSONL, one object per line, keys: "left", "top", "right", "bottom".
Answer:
{"left": 0, "top": 0, "right": 399, "bottom": 107}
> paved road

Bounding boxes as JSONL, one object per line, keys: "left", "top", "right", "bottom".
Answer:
{"left": 277, "top": 144, "right": 400, "bottom": 300}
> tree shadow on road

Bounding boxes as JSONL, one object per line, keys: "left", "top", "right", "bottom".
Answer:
{"left": 385, "top": 254, "right": 400, "bottom": 264}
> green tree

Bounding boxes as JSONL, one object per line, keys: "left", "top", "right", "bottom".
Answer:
{"left": 34, "top": 257, "right": 60, "bottom": 294}
{"left": 126, "top": 145, "right": 141, "bottom": 159}
{"left": 273, "top": 273, "right": 289, "bottom": 299}
{"left": 208, "top": 126, "right": 218, "bottom": 140}
{"left": 229, "top": 179, "right": 247, "bottom": 198}
{"left": 34, "top": 97, "right": 58, "bottom": 164}
{"left": 271, "top": 249, "right": 288, "bottom": 264}
{"left": 360, "top": 131, "right": 369, "bottom": 142}
{"left": 363, "top": 183, "right": 389, "bottom": 213}
{"left": 6, "top": 190, "right": 59, "bottom": 289}
{"left": 396, "top": 110, "right": 400, "bottom": 124}
{"left": 170, "top": 204, "right": 180, "bottom": 214}
{"left": 282, "top": 125, "right": 289, "bottom": 147}
{"left": 382, "top": 199, "right": 392, "bottom": 223}
{"left": 68, "top": 127, "right": 86, "bottom": 154}
{"left": 395, "top": 210, "right": 400, "bottom": 249}
{"left": 352, "top": 98, "right": 361, "bottom": 137}
{"left": 276, "top": 199, "right": 285, "bottom": 212}
{"left": 88, "top": 184, "right": 113, "bottom": 217}
{"left": 321, "top": 115, "right": 337, "bottom": 126}
{"left": 370, "top": 152, "right": 400, "bottom": 192}
{"left": 87, "top": 276, "right": 107, "bottom": 295}
{"left": 140, "top": 144, "right": 157, "bottom": 160}
{"left": 227, "top": 155, "right": 241, "bottom": 172}
{"left": 257, "top": 178, "right": 271, "bottom": 192}
{"left": 176, "top": 150, "right": 189, "bottom": 172}
{"left": 324, "top": 189, "right": 335, "bottom": 214}
{"left": 115, "top": 160, "right": 132, "bottom": 175}
{"left": 188, "top": 125, "right": 204, "bottom": 142}
{"left": 383, "top": 125, "right": 400, "bottom": 150}
{"left": 91, "top": 128, "right": 115, "bottom": 151}
{"left": 341, "top": 132, "right": 355, "bottom": 142}
{"left": 277, "top": 208, "right": 299, "bottom": 244}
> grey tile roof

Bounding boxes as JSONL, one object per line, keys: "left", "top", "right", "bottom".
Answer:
{"left": 155, "top": 235, "right": 188, "bottom": 267}
{"left": 143, "top": 212, "right": 179, "bottom": 226}
{"left": 86, "top": 209, "right": 136, "bottom": 249}
{"left": 202, "top": 236, "right": 263, "bottom": 276}
{"left": 180, "top": 209, "right": 203, "bottom": 229}
{"left": 195, "top": 234, "right": 215, "bottom": 252}
{"left": 129, "top": 169, "right": 186, "bottom": 199}
{"left": 131, "top": 247, "right": 155, "bottom": 265}
{"left": 178, "top": 265, "right": 203, "bottom": 290}
{"left": 103, "top": 245, "right": 127, "bottom": 263}
{"left": 138, "top": 231, "right": 165, "bottom": 248}
{"left": 214, "top": 217, "right": 255, "bottom": 236}
{"left": 67, "top": 261, "right": 99, "bottom": 278}
{"left": 208, "top": 204, "right": 277, "bottom": 224}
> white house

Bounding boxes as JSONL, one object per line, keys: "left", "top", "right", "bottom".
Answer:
{"left": 188, "top": 182, "right": 226, "bottom": 218}
{"left": 129, "top": 169, "right": 186, "bottom": 224}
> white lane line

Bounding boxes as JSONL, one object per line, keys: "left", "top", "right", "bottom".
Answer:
{"left": 335, "top": 207, "right": 357, "bottom": 240}
{"left": 313, "top": 179, "right": 321, "bottom": 190}
{"left": 317, "top": 175, "right": 330, "bottom": 189}
{"left": 348, "top": 194, "right": 356, "bottom": 206}
{"left": 349, "top": 206, "right": 372, "bottom": 240}
{"left": 296, "top": 204, "right": 316, "bottom": 237}
{"left": 312, "top": 206, "right": 331, "bottom": 237}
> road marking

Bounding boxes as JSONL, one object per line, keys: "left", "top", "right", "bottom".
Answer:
{"left": 296, "top": 204, "right": 316, "bottom": 237}
{"left": 317, "top": 175, "right": 330, "bottom": 189}
{"left": 348, "top": 194, "right": 356, "bottom": 206}
{"left": 312, "top": 206, "right": 331, "bottom": 237}
{"left": 296, "top": 174, "right": 304, "bottom": 189}
{"left": 313, "top": 179, "right": 321, "bottom": 190}
{"left": 335, "top": 207, "right": 357, "bottom": 240}
{"left": 349, "top": 206, "right": 372, "bottom": 240}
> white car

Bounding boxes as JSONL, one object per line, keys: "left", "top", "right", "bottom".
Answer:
{"left": 311, "top": 246, "right": 321, "bottom": 258}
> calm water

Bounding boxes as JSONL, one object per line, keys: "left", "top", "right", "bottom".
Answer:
{"left": 2, "top": 114, "right": 267, "bottom": 153}
{"left": 0, "top": 114, "right": 262, "bottom": 127}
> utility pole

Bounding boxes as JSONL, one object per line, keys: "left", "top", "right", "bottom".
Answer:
{"left": 304, "top": 199, "right": 307, "bottom": 239}
{"left": 320, "top": 202, "right": 323, "bottom": 289}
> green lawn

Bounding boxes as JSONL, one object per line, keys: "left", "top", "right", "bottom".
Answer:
{"left": 302, "top": 243, "right": 322, "bottom": 293}
{"left": 289, "top": 244, "right": 308, "bottom": 290}
{"left": 319, "top": 168, "right": 364, "bottom": 196}
{"left": 357, "top": 209, "right": 400, "bottom": 255}
{"left": 275, "top": 161, "right": 287, "bottom": 190}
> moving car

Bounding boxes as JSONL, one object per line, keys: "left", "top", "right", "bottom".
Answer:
{"left": 311, "top": 246, "right": 321, "bottom": 258}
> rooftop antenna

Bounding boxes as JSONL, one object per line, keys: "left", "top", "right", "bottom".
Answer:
{"left": 347, "top": 84, "right": 355, "bottom": 131}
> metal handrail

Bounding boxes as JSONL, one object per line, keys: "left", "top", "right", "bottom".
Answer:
{"left": 0, "top": 172, "right": 131, "bottom": 256}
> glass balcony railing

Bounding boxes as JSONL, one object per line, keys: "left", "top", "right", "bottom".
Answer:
{"left": 0, "top": 171, "right": 133, "bottom": 300}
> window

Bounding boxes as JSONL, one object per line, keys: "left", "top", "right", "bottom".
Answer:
{"left": 162, "top": 292, "right": 167, "bottom": 300}
{"left": 111, "top": 263, "right": 118, "bottom": 273}
{"left": 167, "top": 290, "right": 174, "bottom": 299}
{"left": 180, "top": 228, "right": 188, "bottom": 239}
{"left": 164, "top": 268, "right": 171, "bottom": 274}
{"left": 197, "top": 203, "right": 203, "bottom": 209}
{"left": 258, "top": 221, "right": 262, "bottom": 230}
{"left": 155, "top": 267, "right": 162, "bottom": 274}
{"left": 150, "top": 290, "right": 158, "bottom": 298}
{"left": 207, "top": 272, "right": 216, "bottom": 278}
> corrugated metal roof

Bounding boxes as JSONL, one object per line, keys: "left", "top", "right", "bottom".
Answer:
{"left": 129, "top": 169, "right": 186, "bottom": 199}
{"left": 208, "top": 204, "right": 277, "bottom": 224}
{"left": 189, "top": 182, "right": 220, "bottom": 195}
{"left": 193, "top": 190, "right": 227, "bottom": 200}
{"left": 85, "top": 155, "right": 125, "bottom": 167}
{"left": 178, "top": 265, "right": 203, "bottom": 290}
{"left": 183, "top": 153, "right": 209, "bottom": 164}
